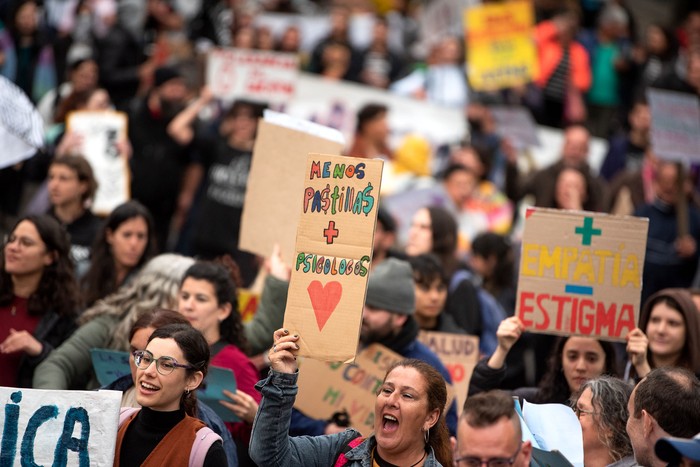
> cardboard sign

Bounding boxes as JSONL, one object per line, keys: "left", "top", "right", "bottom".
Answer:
{"left": 283, "top": 154, "right": 383, "bottom": 362}
{"left": 239, "top": 111, "right": 345, "bottom": 260}
{"left": 206, "top": 48, "right": 299, "bottom": 104}
{"left": 515, "top": 209, "right": 648, "bottom": 341}
{"left": 465, "top": 1, "right": 538, "bottom": 91}
{"left": 489, "top": 106, "right": 540, "bottom": 148}
{"left": 66, "top": 110, "right": 130, "bottom": 215}
{"left": 238, "top": 289, "right": 260, "bottom": 324}
{"left": 198, "top": 366, "right": 239, "bottom": 423}
{"left": 417, "top": 331, "right": 478, "bottom": 415}
{"left": 91, "top": 348, "right": 130, "bottom": 386}
{"left": 295, "top": 344, "right": 404, "bottom": 436}
{"left": 647, "top": 88, "right": 700, "bottom": 162}
{"left": 0, "top": 387, "right": 121, "bottom": 466}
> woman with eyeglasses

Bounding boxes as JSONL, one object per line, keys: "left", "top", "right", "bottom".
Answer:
{"left": 114, "top": 323, "right": 227, "bottom": 466}
{"left": 572, "top": 376, "right": 636, "bottom": 467}
{"left": 249, "top": 329, "right": 453, "bottom": 466}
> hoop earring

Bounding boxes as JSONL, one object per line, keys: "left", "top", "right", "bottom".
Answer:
{"left": 185, "top": 388, "right": 190, "bottom": 395}
{"left": 423, "top": 427, "right": 429, "bottom": 444}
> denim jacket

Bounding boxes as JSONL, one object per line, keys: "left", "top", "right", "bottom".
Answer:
{"left": 249, "top": 370, "right": 443, "bottom": 467}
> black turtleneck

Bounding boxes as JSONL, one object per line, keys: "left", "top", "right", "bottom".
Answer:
{"left": 119, "top": 406, "right": 226, "bottom": 466}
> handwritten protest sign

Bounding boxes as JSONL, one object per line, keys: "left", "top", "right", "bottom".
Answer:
{"left": 206, "top": 48, "right": 299, "bottom": 104}
{"left": 91, "top": 349, "right": 130, "bottom": 386}
{"left": 647, "top": 88, "right": 700, "bottom": 162}
{"left": 239, "top": 111, "right": 345, "bottom": 260}
{"left": 465, "top": 1, "right": 537, "bottom": 91}
{"left": 0, "top": 387, "right": 121, "bottom": 466}
{"left": 417, "top": 331, "right": 478, "bottom": 415}
{"left": 516, "top": 209, "right": 648, "bottom": 342}
{"left": 489, "top": 106, "right": 540, "bottom": 148}
{"left": 295, "top": 344, "right": 404, "bottom": 436}
{"left": 238, "top": 289, "right": 260, "bottom": 324}
{"left": 198, "top": 366, "right": 238, "bottom": 423}
{"left": 66, "top": 110, "right": 130, "bottom": 215}
{"left": 283, "top": 154, "right": 383, "bottom": 362}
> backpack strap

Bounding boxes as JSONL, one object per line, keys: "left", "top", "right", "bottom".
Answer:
{"left": 333, "top": 435, "right": 365, "bottom": 467}
{"left": 118, "top": 407, "right": 140, "bottom": 427}
{"left": 189, "top": 426, "right": 222, "bottom": 467}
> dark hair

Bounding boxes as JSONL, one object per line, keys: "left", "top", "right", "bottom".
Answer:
{"left": 0, "top": 215, "right": 80, "bottom": 317}
{"left": 82, "top": 201, "right": 157, "bottom": 307}
{"left": 148, "top": 324, "right": 210, "bottom": 417}
{"left": 129, "top": 308, "right": 190, "bottom": 343}
{"left": 462, "top": 390, "right": 521, "bottom": 435}
{"left": 537, "top": 336, "right": 618, "bottom": 404}
{"left": 574, "top": 376, "right": 633, "bottom": 462}
{"left": 471, "top": 233, "right": 514, "bottom": 294}
{"left": 638, "top": 288, "right": 700, "bottom": 375}
{"left": 632, "top": 367, "right": 700, "bottom": 438}
{"left": 554, "top": 166, "right": 599, "bottom": 211}
{"left": 382, "top": 359, "right": 452, "bottom": 467}
{"left": 376, "top": 207, "right": 397, "bottom": 233}
{"left": 408, "top": 254, "right": 448, "bottom": 288}
{"left": 224, "top": 99, "right": 266, "bottom": 121}
{"left": 181, "top": 261, "right": 248, "bottom": 353}
{"left": 442, "top": 163, "right": 477, "bottom": 183}
{"left": 356, "top": 103, "right": 388, "bottom": 134}
{"left": 425, "top": 207, "right": 459, "bottom": 276}
{"left": 50, "top": 155, "right": 98, "bottom": 203}
{"left": 54, "top": 88, "right": 101, "bottom": 124}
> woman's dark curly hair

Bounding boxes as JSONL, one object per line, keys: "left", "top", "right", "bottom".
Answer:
{"left": 0, "top": 215, "right": 80, "bottom": 317}
{"left": 82, "top": 201, "right": 156, "bottom": 307}
{"left": 536, "top": 336, "right": 618, "bottom": 404}
{"left": 181, "top": 260, "right": 248, "bottom": 354}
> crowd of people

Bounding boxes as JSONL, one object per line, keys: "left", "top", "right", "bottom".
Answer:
{"left": 2, "top": 0, "right": 700, "bottom": 466}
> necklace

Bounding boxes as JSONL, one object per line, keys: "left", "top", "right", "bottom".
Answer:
{"left": 372, "top": 447, "right": 427, "bottom": 467}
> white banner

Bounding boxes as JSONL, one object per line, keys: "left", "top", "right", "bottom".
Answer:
{"left": 0, "top": 387, "right": 121, "bottom": 466}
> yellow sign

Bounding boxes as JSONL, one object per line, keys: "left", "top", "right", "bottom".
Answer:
{"left": 465, "top": 1, "right": 538, "bottom": 91}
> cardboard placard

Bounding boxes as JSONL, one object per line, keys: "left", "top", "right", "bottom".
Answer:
{"left": 66, "top": 110, "right": 130, "bottom": 215}
{"left": 239, "top": 114, "right": 345, "bottom": 260}
{"left": 0, "top": 387, "right": 121, "bottom": 466}
{"left": 515, "top": 209, "right": 648, "bottom": 341}
{"left": 465, "top": 1, "right": 538, "bottom": 91}
{"left": 295, "top": 344, "right": 404, "bottom": 437}
{"left": 647, "top": 88, "right": 700, "bottom": 162}
{"left": 489, "top": 106, "right": 540, "bottom": 148}
{"left": 238, "top": 289, "right": 260, "bottom": 324}
{"left": 206, "top": 48, "right": 299, "bottom": 104}
{"left": 417, "top": 331, "right": 479, "bottom": 415}
{"left": 91, "top": 348, "right": 130, "bottom": 386}
{"left": 283, "top": 154, "right": 383, "bottom": 362}
{"left": 198, "top": 366, "right": 239, "bottom": 423}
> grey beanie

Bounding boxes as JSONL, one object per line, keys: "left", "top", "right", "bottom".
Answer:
{"left": 365, "top": 258, "right": 415, "bottom": 315}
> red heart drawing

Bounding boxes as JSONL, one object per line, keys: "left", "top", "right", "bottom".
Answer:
{"left": 307, "top": 280, "right": 343, "bottom": 331}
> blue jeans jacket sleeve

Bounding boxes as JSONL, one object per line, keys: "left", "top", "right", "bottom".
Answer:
{"left": 249, "top": 370, "right": 360, "bottom": 467}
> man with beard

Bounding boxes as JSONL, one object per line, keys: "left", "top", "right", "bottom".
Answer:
{"left": 289, "top": 258, "right": 458, "bottom": 437}
{"left": 127, "top": 66, "right": 191, "bottom": 250}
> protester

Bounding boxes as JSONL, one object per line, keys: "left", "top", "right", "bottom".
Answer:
{"left": 407, "top": 254, "right": 464, "bottom": 333}
{"left": 46, "top": 155, "right": 100, "bottom": 276}
{"left": 33, "top": 253, "right": 194, "bottom": 389}
{"left": 105, "top": 307, "right": 238, "bottom": 467}
{"left": 371, "top": 207, "right": 401, "bottom": 267}
{"left": 626, "top": 367, "right": 700, "bottom": 467}
{"left": 470, "top": 233, "right": 516, "bottom": 315}
{"left": 469, "top": 316, "right": 618, "bottom": 404}
{"left": 655, "top": 432, "right": 700, "bottom": 466}
{"left": 572, "top": 376, "right": 636, "bottom": 467}
{"left": 250, "top": 329, "right": 452, "bottom": 467}
{"left": 81, "top": 200, "right": 157, "bottom": 307}
{"left": 456, "top": 390, "right": 532, "bottom": 467}
{"left": 0, "top": 214, "right": 80, "bottom": 387}
{"left": 36, "top": 57, "right": 99, "bottom": 125}
{"left": 625, "top": 288, "right": 700, "bottom": 380}
{"left": 114, "top": 323, "right": 227, "bottom": 466}
{"left": 347, "top": 103, "right": 392, "bottom": 159}
{"left": 177, "top": 260, "right": 260, "bottom": 464}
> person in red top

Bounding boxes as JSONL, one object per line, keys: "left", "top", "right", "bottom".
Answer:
{"left": 0, "top": 214, "right": 80, "bottom": 387}
{"left": 178, "top": 260, "right": 261, "bottom": 466}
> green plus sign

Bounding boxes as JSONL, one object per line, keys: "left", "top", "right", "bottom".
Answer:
{"left": 575, "top": 217, "right": 602, "bottom": 246}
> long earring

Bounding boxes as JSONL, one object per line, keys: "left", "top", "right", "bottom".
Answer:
{"left": 423, "top": 427, "right": 429, "bottom": 444}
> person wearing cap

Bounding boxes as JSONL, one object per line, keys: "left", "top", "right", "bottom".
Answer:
{"left": 289, "top": 258, "right": 459, "bottom": 437}
{"left": 626, "top": 367, "right": 700, "bottom": 467}
{"left": 127, "top": 65, "right": 191, "bottom": 251}
{"left": 456, "top": 390, "right": 532, "bottom": 467}
{"left": 656, "top": 433, "right": 700, "bottom": 467}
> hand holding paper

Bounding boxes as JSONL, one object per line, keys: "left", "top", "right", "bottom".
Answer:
{"left": 269, "top": 329, "right": 300, "bottom": 374}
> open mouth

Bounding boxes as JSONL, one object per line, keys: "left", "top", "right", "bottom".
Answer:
{"left": 140, "top": 381, "right": 160, "bottom": 393}
{"left": 382, "top": 415, "right": 399, "bottom": 432}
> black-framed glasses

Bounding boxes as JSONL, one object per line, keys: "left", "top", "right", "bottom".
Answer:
{"left": 132, "top": 349, "right": 194, "bottom": 375}
{"left": 455, "top": 442, "right": 522, "bottom": 467}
